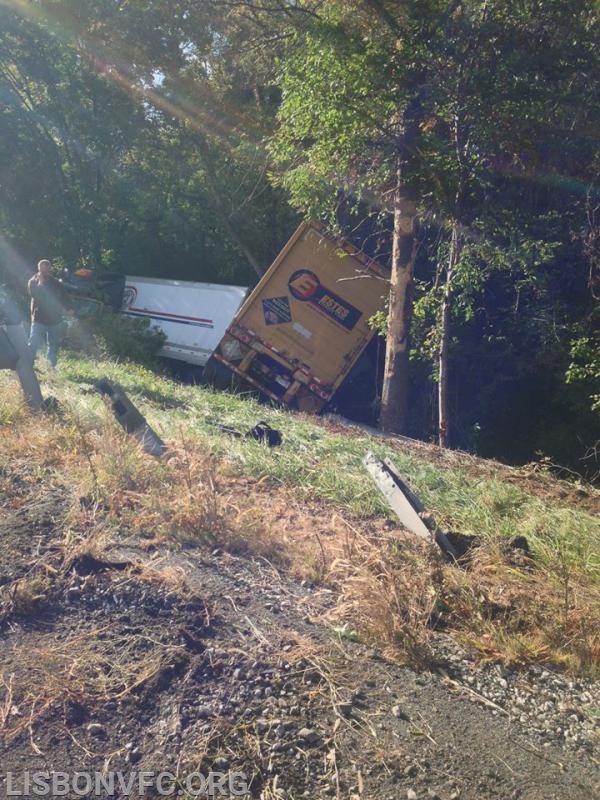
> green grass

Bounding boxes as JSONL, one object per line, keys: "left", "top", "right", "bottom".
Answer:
{"left": 8, "top": 351, "right": 599, "bottom": 584}
{"left": 2, "top": 352, "right": 599, "bottom": 674}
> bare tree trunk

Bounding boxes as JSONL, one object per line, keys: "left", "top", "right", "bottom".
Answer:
{"left": 438, "top": 224, "right": 460, "bottom": 448}
{"left": 379, "top": 164, "right": 418, "bottom": 433}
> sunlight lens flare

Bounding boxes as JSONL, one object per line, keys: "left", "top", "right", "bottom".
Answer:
{"left": 1, "top": 0, "right": 246, "bottom": 149}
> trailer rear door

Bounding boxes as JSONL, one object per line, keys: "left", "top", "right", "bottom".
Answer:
{"left": 212, "top": 221, "right": 388, "bottom": 412}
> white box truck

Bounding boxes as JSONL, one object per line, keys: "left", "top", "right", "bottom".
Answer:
{"left": 121, "top": 276, "right": 248, "bottom": 367}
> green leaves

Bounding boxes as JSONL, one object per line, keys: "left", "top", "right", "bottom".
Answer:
{"left": 566, "top": 334, "right": 600, "bottom": 413}
{"left": 270, "top": 16, "right": 407, "bottom": 214}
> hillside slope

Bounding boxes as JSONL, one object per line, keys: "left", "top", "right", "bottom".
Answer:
{"left": 0, "top": 356, "right": 598, "bottom": 799}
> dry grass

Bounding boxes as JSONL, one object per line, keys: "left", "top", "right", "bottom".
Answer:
{"left": 329, "top": 544, "right": 439, "bottom": 667}
{"left": 0, "top": 627, "right": 188, "bottom": 744}
{"left": 436, "top": 549, "right": 600, "bottom": 673}
{"left": 0, "top": 370, "right": 599, "bottom": 676}
{"left": 0, "top": 574, "right": 52, "bottom": 623}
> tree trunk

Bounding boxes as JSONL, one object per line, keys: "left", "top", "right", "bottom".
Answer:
{"left": 438, "top": 224, "right": 460, "bottom": 448}
{"left": 379, "top": 165, "right": 418, "bottom": 433}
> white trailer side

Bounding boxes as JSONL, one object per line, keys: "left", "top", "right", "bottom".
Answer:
{"left": 122, "top": 276, "right": 248, "bottom": 367}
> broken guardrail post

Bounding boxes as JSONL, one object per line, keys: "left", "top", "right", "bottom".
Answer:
{"left": 0, "top": 290, "right": 44, "bottom": 411}
{"left": 363, "top": 451, "right": 459, "bottom": 561}
{"left": 95, "top": 378, "right": 167, "bottom": 458}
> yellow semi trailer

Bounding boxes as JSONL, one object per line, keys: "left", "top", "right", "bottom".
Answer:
{"left": 209, "top": 220, "right": 388, "bottom": 413}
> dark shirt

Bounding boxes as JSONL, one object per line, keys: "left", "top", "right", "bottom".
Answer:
{"left": 28, "top": 274, "right": 66, "bottom": 326}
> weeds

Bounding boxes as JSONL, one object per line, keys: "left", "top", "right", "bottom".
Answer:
{"left": 329, "top": 542, "right": 438, "bottom": 668}
{"left": 0, "top": 356, "right": 598, "bottom": 674}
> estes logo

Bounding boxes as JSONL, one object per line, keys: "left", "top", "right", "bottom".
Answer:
{"left": 287, "top": 269, "right": 362, "bottom": 331}
{"left": 288, "top": 270, "right": 320, "bottom": 301}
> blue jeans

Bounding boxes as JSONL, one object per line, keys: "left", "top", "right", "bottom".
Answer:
{"left": 29, "top": 321, "right": 62, "bottom": 367}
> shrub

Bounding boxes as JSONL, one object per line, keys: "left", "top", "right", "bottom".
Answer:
{"left": 64, "top": 310, "right": 166, "bottom": 365}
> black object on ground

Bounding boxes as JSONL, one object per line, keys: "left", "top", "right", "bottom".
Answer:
{"left": 68, "top": 553, "right": 131, "bottom": 576}
{"left": 442, "top": 531, "right": 481, "bottom": 560}
{"left": 210, "top": 420, "right": 282, "bottom": 447}
{"left": 41, "top": 396, "right": 62, "bottom": 415}
{"left": 245, "top": 421, "right": 282, "bottom": 447}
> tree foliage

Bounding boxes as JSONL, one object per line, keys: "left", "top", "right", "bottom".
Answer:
{"left": 0, "top": 0, "right": 294, "bottom": 287}
{"left": 268, "top": 0, "right": 600, "bottom": 460}
{"left": 0, "top": 0, "right": 598, "bottom": 476}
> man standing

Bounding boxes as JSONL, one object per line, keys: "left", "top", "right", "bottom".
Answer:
{"left": 28, "top": 259, "right": 68, "bottom": 368}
